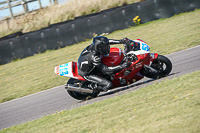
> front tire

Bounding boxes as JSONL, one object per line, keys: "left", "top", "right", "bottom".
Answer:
{"left": 66, "top": 78, "right": 100, "bottom": 100}
{"left": 140, "top": 55, "right": 172, "bottom": 79}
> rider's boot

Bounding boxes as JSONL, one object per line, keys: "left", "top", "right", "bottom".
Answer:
{"left": 97, "top": 85, "right": 108, "bottom": 92}
{"left": 88, "top": 83, "right": 109, "bottom": 92}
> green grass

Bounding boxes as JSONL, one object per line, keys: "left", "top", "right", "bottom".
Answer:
{"left": 1, "top": 70, "right": 200, "bottom": 133}
{"left": 0, "top": 9, "right": 200, "bottom": 103}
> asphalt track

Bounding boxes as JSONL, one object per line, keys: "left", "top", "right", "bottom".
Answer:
{"left": 0, "top": 45, "right": 200, "bottom": 129}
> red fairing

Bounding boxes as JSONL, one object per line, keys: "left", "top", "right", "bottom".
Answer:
{"left": 136, "top": 39, "right": 147, "bottom": 43}
{"left": 101, "top": 47, "right": 124, "bottom": 66}
{"left": 150, "top": 53, "right": 159, "bottom": 61}
{"left": 72, "top": 62, "right": 86, "bottom": 81}
{"left": 154, "top": 53, "right": 159, "bottom": 59}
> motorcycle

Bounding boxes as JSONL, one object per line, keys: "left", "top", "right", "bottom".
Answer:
{"left": 55, "top": 39, "right": 172, "bottom": 100}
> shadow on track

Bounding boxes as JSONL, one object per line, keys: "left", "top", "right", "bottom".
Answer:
{"left": 98, "top": 79, "right": 155, "bottom": 97}
{"left": 98, "top": 72, "right": 178, "bottom": 97}
{"left": 77, "top": 72, "right": 178, "bottom": 103}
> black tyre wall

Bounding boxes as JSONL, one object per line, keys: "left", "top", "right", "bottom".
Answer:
{"left": 1, "top": 0, "right": 200, "bottom": 65}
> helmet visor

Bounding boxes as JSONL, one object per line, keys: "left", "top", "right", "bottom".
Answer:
{"left": 98, "top": 43, "right": 110, "bottom": 55}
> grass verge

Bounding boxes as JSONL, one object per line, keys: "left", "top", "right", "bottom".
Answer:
{"left": 0, "top": 9, "right": 200, "bottom": 103}
{"left": 1, "top": 70, "right": 200, "bottom": 133}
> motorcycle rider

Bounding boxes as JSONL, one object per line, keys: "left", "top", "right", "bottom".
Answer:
{"left": 78, "top": 36, "right": 137, "bottom": 92}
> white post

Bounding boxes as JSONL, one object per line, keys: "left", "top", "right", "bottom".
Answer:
{"left": 7, "top": 0, "right": 14, "bottom": 18}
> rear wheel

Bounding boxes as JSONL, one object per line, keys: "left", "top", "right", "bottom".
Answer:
{"left": 140, "top": 55, "right": 172, "bottom": 79}
{"left": 66, "top": 78, "right": 100, "bottom": 100}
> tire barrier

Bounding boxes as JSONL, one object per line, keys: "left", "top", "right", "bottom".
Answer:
{"left": 0, "top": 0, "right": 200, "bottom": 65}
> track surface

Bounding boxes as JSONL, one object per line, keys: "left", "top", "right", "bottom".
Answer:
{"left": 0, "top": 45, "right": 200, "bottom": 129}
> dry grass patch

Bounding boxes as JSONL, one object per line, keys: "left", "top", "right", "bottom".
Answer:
{"left": 0, "top": 0, "right": 140, "bottom": 38}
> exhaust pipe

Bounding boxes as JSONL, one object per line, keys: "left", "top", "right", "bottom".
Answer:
{"left": 65, "top": 84, "right": 93, "bottom": 94}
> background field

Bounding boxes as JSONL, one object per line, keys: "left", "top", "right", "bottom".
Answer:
{"left": 1, "top": 70, "right": 200, "bottom": 133}
{"left": 0, "top": 0, "right": 140, "bottom": 38}
{"left": 0, "top": 9, "right": 200, "bottom": 103}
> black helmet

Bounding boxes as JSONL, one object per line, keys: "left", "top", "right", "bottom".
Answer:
{"left": 93, "top": 36, "right": 110, "bottom": 56}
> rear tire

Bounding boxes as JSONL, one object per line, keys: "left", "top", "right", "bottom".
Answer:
{"left": 66, "top": 78, "right": 100, "bottom": 100}
{"left": 140, "top": 55, "right": 172, "bottom": 79}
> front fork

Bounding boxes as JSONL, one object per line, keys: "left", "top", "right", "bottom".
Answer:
{"left": 143, "top": 53, "right": 159, "bottom": 73}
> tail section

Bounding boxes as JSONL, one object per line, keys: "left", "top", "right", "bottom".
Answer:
{"left": 55, "top": 61, "right": 85, "bottom": 81}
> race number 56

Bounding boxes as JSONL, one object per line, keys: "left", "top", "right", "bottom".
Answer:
{"left": 142, "top": 43, "right": 150, "bottom": 51}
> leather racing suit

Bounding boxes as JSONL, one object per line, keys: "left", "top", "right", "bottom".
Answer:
{"left": 77, "top": 39, "right": 125, "bottom": 91}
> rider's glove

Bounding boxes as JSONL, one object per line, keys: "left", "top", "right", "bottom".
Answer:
{"left": 126, "top": 53, "right": 138, "bottom": 61}
{"left": 120, "top": 38, "right": 132, "bottom": 45}
{"left": 121, "top": 62, "right": 132, "bottom": 69}
{"left": 121, "top": 38, "right": 138, "bottom": 53}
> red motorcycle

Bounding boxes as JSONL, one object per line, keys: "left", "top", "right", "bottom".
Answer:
{"left": 55, "top": 39, "right": 172, "bottom": 100}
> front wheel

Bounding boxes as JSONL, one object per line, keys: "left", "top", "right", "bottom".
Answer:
{"left": 140, "top": 55, "right": 172, "bottom": 79}
{"left": 66, "top": 78, "right": 100, "bottom": 100}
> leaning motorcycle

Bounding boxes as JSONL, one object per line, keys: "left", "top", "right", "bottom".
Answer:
{"left": 55, "top": 39, "right": 172, "bottom": 100}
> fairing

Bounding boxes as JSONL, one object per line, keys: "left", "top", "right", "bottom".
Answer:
{"left": 55, "top": 61, "right": 85, "bottom": 80}
{"left": 55, "top": 39, "right": 159, "bottom": 87}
